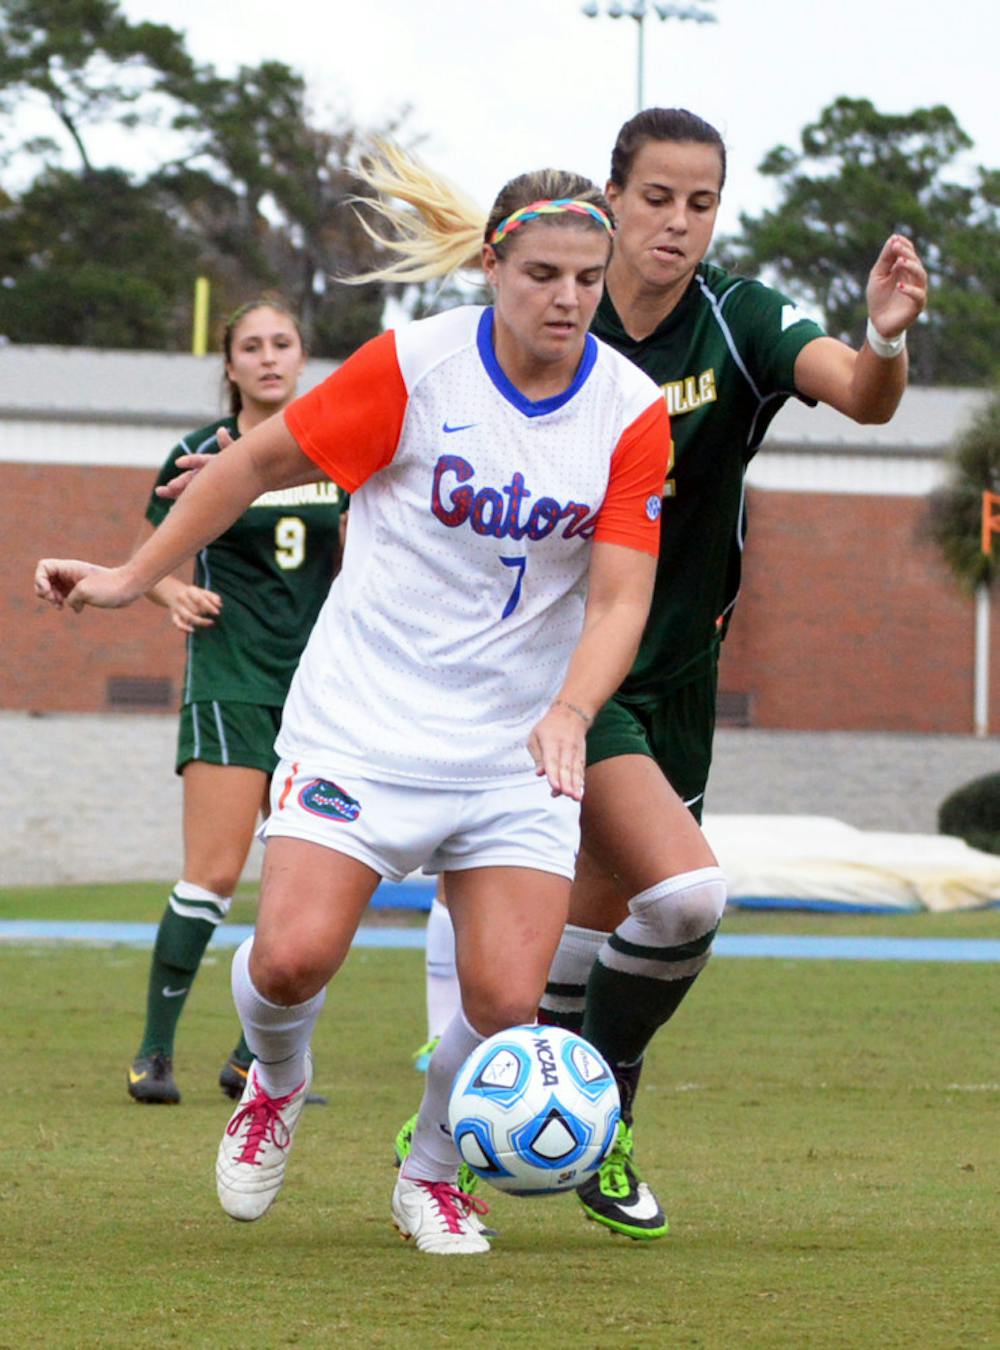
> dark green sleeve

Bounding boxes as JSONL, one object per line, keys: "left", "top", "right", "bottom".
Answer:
{"left": 145, "top": 421, "right": 230, "bottom": 527}
{"left": 145, "top": 441, "right": 190, "bottom": 528}
{"left": 734, "top": 281, "right": 827, "bottom": 396}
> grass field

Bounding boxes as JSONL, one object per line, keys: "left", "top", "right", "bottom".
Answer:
{"left": 4, "top": 885, "right": 999, "bottom": 1348}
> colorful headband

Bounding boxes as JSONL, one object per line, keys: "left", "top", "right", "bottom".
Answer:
{"left": 489, "top": 198, "right": 614, "bottom": 246}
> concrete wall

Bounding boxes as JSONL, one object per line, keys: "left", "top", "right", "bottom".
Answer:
{"left": 3, "top": 712, "right": 996, "bottom": 886}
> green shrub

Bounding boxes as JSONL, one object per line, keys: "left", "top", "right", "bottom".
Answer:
{"left": 939, "top": 773, "right": 1000, "bottom": 855}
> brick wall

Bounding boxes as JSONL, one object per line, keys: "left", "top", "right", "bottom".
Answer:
{"left": 718, "top": 489, "right": 998, "bottom": 734}
{"left": 5, "top": 466, "right": 997, "bottom": 732}
{"left": 4, "top": 463, "right": 184, "bottom": 713}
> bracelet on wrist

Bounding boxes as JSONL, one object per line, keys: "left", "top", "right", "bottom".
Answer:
{"left": 866, "top": 316, "right": 906, "bottom": 359}
{"left": 552, "top": 699, "right": 593, "bottom": 727}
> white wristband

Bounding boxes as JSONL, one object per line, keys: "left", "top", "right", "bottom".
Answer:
{"left": 866, "top": 316, "right": 906, "bottom": 359}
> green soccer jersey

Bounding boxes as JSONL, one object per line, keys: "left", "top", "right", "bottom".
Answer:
{"left": 147, "top": 417, "right": 342, "bottom": 706}
{"left": 593, "top": 262, "right": 826, "bottom": 699}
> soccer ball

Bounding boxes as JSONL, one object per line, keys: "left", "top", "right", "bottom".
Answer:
{"left": 448, "top": 1024, "right": 620, "bottom": 1196}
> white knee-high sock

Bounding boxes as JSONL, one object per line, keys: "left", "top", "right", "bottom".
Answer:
{"left": 538, "top": 923, "right": 609, "bottom": 1029}
{"left": 231, "top": 938, "right": 326, "bottom": 1097}
{"left": 425, "top": 898, "right": 461, "bottom": 1040}
{"left": 401, "top": 1008, "right": 484, "bottom": 1183}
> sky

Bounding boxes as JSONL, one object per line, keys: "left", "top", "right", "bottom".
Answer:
{"left": 81, "top": 0, "right": 1000, "bottom": 241}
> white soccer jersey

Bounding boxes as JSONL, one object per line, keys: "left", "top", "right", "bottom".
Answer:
{"left": 279, "top": 306, "right": 669, "bottom": 787}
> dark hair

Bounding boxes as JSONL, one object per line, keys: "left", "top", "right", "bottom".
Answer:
{"left": 609, "top": 108, "right": 726, "bottom": 192}
{"left": 222, "top": 295, "right": 305, "bottom": 417}
{"left": 484, "top": 169, "right": 614, "bottom": 259}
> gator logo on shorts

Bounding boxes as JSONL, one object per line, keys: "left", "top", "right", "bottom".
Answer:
{"left": 298, "top": 778, "right": 361, "bottom": 823}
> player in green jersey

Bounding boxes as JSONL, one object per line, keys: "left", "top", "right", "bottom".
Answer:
{"left": 127, "top": 298, "right": 342, "bottom": 1105}
{"left": 537, "top": 108, "right": 927, "bottom": 1239}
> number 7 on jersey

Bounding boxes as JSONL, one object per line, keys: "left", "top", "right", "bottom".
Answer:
{"left": 499, "top": 555, "right": 526, "bottom": 620}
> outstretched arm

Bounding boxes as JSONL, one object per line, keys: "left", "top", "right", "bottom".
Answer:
{"left": 132, "top": 518, "right": 223, "bottom": 634}
{"left": 36, "top": 415, "right": 319, "bottom": 613}
{"left": 793, "top": 233, "right": 928, "bottom": 425}
{"left": 528, "top": 541, "right": 656, "bottom": 801}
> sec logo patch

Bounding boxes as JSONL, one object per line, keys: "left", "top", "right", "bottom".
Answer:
{"left": 298, "top": 778, "right": 361, "bottom": 823}
{"left": 645, "top": 495, "right": 662, "bottom": 521}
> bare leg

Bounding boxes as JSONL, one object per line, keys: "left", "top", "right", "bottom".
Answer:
{"left": 182, "top": 761, "right": 270, "bottom": 895}
{"left": 403, "top": 865, "right": 571, "bottom": 1183}
{"left": 249, "top": 837, "right": 380, "bottom": 1002}
{"left": 219, "top": 839, "right": 381, "bottom": 1223}
{"left": 572, "top": 755, "right": 716, "bottom": 930}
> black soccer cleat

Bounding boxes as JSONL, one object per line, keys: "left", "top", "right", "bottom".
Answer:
{"left": 218, "top": 1054, "right": 252, "bottom": 1101}
{"left": 220, "top": 1053, "right": 328, "bottom": 1106}
{"left": 128, "top": 1052, "right": 181, "bottom": 1104}
{"left": 577, "top": 1121, "right": 669, "bottom": 1240}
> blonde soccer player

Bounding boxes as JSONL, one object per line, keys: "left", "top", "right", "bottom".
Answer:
{"left": 36, "top": 149, "right": 671, "bottom": 1255}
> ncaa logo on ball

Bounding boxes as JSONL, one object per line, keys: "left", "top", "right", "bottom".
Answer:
{"left": 645, "top": 495, "right": 662, "bottom": 521}
{"left": 449, "top": 1024, "right": 621, "bottom": 1196}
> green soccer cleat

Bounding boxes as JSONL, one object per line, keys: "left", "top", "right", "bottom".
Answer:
{"left": 411, "top": 1036, "right": 440, "bottom": 1073}
{"left": 576, "top": 1121, "right": 669, "bottom": 1240}
{"left": 127, "top": 1052, "right": 181, "bottom": 1105}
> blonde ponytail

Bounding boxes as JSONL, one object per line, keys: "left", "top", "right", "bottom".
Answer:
{"left": 346, "top": 140, "right": 487, "bottom": 284}
{"left": 344, "top": 142, "right": 613, "bottom": 287}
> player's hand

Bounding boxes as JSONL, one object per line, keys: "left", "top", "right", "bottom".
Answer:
{"left": 34, "top": 560, "right": 141, "bottom": 612}
{"left": 166, "top": 583, "right": 222, "bottom": 634}
{"left": 866, "top": 234, "right": 927, "bottom": 339}
{"left": 154, "top": 452, "right": 213, "bottom": 500}
{"left": 528, "top": 704, "right": 588, "bottom": 801}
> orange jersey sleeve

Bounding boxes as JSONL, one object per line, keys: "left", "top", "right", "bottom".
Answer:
{"left": 592, "top": 397, "right": 671, "bottom": 557}
{"left": 283, "top": 330, "right": 407, "bottom": 493}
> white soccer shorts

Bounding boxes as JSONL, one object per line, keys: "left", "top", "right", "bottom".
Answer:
{"left": 262, "top": 760, "right": 581, "bottom": 883}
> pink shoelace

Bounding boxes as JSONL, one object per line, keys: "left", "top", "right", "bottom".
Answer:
{"left": 226, "top": 1077, "right": 303, "bottom": 1166}
{"left": 417, "top": 1181, "right": 489, "bottom": 1234}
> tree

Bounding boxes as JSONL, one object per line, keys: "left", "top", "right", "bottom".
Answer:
{"left": 155, "top": 59, "right": 392, "bottom": 357}
{"left": 0, "top": 0, "right": 401, "bottom": 355}
{"left": 0, "top": 0, "right": 192, "bottom": 174}
{"left": 717, "top": 98, "right": 1000, "bottom": 386}
{"left": 0, "top": 166, "right": 198, "bottom": 346}
{"left": 926, "top": 391, "right": 1000, "bottom": 592}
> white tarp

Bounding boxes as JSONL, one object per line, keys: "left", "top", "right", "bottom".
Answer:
{"left": 701, "top": 815, "right": 1000, "bottom": 912}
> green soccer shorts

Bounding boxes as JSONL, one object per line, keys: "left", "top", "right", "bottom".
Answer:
{"left": 585, "top": 662, "right": 720, "bottom": 824}
{"left": 176, "top": 700, "right": 283, "bottom": 776}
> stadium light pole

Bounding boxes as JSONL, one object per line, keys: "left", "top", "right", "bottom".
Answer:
{"left": 580, "top": 1, "right": 718, "bottom": 113}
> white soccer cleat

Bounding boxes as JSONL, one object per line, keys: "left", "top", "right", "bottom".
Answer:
{"left": 216, "top": 1053, "right": 312, "bottom": 1221}
{"left": 391, "top": 1176, "right": 492, "bottom": 1255}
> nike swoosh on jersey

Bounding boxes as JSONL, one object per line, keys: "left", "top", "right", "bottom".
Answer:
{"left": 162, "top": 986, "right": 188, "bottom": 998}
{"left": 613, "top": 1183, "right": 663, "bottom": 1221}
{"left": 442, "top": 421, "right": 478, "bottom": 433}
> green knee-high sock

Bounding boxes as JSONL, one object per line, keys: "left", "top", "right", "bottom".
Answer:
{"left": 582, "top": 963, "right": 700, "bottom": 1071}
{"left": 137, "top": 902, "right": 217, "bottom": 1057}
